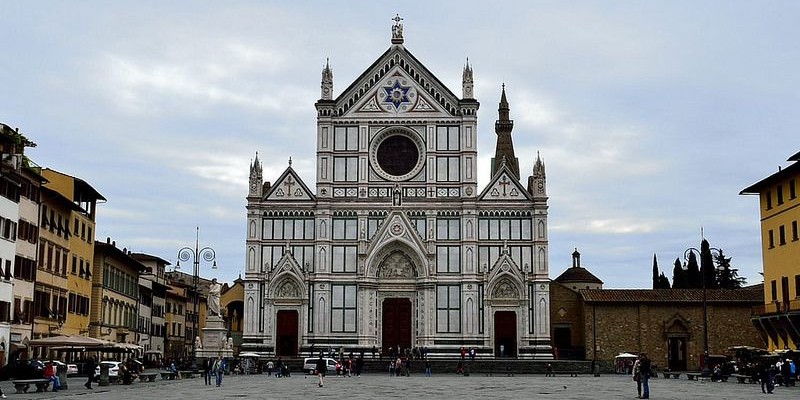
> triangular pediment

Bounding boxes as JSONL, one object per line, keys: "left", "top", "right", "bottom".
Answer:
{"left": 334, "top": 46, "right": 461, "bottom": 117}
{"left": 477, "top": 166, "right": 531, "bottom": 201}
{"left": 264, "top": 166, "right": 315, "bottom": 201}
{"left": 268, "top": 253, "right": 306, "bottom": 299}
{"left": 364, "top": 211, "right": 429, "bottom": 278}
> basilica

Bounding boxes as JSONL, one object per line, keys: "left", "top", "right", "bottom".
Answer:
{"left": 242, "top": 19, "right": 552, "bottom": 359}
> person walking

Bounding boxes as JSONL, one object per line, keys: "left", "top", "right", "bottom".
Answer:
{"left": 315, "top": 354, "right": 327, "bottom": 387}
{"left": 266, "top": 360, "right": 274, "bottom": 377}
{"left": 639, "top": 354, "right": 651, "bottom": 399}
{"left": 425, "top": 357, "right": 432, "bottom": 377}
{"left": 632, "top": 357, "right": 642, "bottom": 398}
{"left": 204, "top": 358, "right": 213, "bottom": 385}
{"left": 84, "top": 356, "right": 96, "bottom": 389}
{"left": 213, "top": 356, "right": 224, "bottom": 387}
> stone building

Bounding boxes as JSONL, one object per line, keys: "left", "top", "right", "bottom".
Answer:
{"left": 243, "top": 19, "right": 552, "bottom": 359}
{"left": 550, "top": 250, "right": 764, "bottom": 371}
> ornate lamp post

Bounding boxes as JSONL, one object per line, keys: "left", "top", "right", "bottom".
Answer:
{"left": 176, "top": 227, "right": 216, "bottom": 369}
{"left": 683, "top": 245, "right": 721, "bottom": 374}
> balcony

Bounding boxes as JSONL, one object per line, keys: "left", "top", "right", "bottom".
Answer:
{"left": 752, "top": 299, "right": 800, "bottom": 316}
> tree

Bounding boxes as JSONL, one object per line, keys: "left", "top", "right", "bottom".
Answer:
{"left": 672, "top": 258, "right": 687, "bottom": 289}
{"left": 658, "top": 272, "right": 671, "bottom": 289}
{"left": 652, "top": 254, "right": 659, "bottom": 289}
{"left": 715, "top": 248, "right": 746, "bottom": 289}
{"left": 685, "top": 251, "right": 701, "bottom": 288}
{"left": 700, "top": 239, "right": 718, "bottom": 289}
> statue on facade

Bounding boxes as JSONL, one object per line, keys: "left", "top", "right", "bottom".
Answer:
{"left": 194, "top": 336, "right": 203, "bottom": 349}
{"left": 208, "top": 278, "right": 222, "bottom": 317}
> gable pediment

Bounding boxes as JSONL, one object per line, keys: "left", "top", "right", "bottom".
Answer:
{"left": 265, "top": 167, "right": 315, "bottom": 201}
{"left": 334, "top": 46, "right": 461, "bottom": 117}
{"left": 477, "top": 168, "right": 531, "bottom": 201}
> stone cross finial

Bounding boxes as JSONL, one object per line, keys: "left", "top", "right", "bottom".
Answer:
{"left": 391, "top": 14, "right": 404, "bottom": 44}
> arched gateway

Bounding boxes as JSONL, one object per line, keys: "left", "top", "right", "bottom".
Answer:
{"left": 242, "top": 19, "right": 553, "bottom": 360}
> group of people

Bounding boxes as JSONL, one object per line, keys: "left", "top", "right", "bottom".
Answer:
{"left": 201, "top": 356, "right": 228, "bottom": 387}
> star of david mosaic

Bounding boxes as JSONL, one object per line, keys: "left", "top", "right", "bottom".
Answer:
{"left": 383, "top": 80, "right": 412, "bottom": 110}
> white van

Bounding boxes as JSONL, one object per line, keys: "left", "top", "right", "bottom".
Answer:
{"left": 302, "top": 357, "right": 337, "bottom": 374}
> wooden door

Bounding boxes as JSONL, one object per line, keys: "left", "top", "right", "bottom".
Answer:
{"left": 275, "top": 310, "right": 298, "bottom": 357}
{"left": 382, "top": 298, "right": 412, "bottom": 352}
{"left": 494, "top": 311, "right": 517, "bottom": 358}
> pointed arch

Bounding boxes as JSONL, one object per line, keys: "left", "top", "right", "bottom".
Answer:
{"left": 248, "top": 247, "right": 256, "bottom": 271}
{"left": 538, "top": 220, "right": 545, "bottom": 238}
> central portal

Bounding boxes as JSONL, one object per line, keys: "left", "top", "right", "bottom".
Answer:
{"left": 494, "top": 311, "right": 517, "bottom": 358}
{"left": 382, "top": 298, "right": 412, "bottom": 352}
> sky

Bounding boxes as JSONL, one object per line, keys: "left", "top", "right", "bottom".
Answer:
{"left": 2, "top": 1, "right": 798, "bottom": 289}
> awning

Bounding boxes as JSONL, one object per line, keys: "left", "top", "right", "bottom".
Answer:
{"left": 28, "top": 334, "right": 106, "bottom": 348}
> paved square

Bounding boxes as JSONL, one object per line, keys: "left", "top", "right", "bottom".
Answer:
{"left": 3, "top": 373, "right": 797, "bottom": 399}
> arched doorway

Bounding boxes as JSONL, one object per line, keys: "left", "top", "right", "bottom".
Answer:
{"left": 665, "top": 315, "right": 689, "bottom": 371}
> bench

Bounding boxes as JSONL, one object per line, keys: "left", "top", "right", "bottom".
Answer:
{"left": 730, "top": 373, "right": 755, "bottom": 384}
{"left": 12, "top": 379, "right": 51, "bottom": 393}
{"left": 178, "top": 370, "right": 196, "bottom": 379}
{"left": 662, "top": 372, "right": 681, "bottom": 379}
{"left": 139, "top": 372, "right": 158, "bottom": 382}
{"left": 160, "top": 371, "right": 177, "bottom": 380}
{"left": 686, "top": 372, "right": 702, "bottom": 380}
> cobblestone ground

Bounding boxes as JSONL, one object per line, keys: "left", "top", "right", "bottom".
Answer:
{"left": 2, "top": 372, "right": 798, "bottom": 399}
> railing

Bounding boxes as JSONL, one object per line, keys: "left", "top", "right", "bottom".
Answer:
{"left": 752, "top": 299, "right": 800, "bottom": 316}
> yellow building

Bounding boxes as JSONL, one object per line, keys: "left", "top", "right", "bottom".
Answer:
{"left": 90, "top": 239, "right": 146, "bottom": 346}
{"left": 41, "top": 169, "right": 104, "bottom": 337}
{"left": 34, "top": 187, "right": 79, "bottom": 341}
{"left": 741, "top": 150, "right": 800, "bottom": 350}
{"left": 165, "top": 284, "right": 187, "bottom": 361}
{"left": 221, "top": 278, "right": 244, "bottom": 354}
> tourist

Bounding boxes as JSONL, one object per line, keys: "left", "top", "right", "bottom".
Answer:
{"left": 204, "top": 358, "right": 213, "bottom": 385}
{"left": 425, "top": 357, "right": 432, "bottom": 377}
{"left": 395, "top": 356, "right": 403, "bottom": 377}
{"left": 43, "top": 361, "right": 61, "bottom": 392}
{"left": 639, "top": 354, "right": 651, "bottom": 399}
{"left": 275, "top": 357, "right": 283, "bottom": 378}
{"left": 315, "top": 354, "right": 327, "bottom": 387}
{"left": 632, "top": 357, "right": 642, "bottom": 398}
{"left": 84, "top": 356, "right": 96, "bottom": 390}
{"left": 266, "top": 359, "right": 274, "bottom": 376}
{"left": 213, "top": 356, "right": 224, "bottom": 387}
{"left": 545, "top": 363, "right": 554, "bottom": 377}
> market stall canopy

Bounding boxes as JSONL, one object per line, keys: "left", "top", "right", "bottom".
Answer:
{"left": 28, "top": 335, "right": 106, "bottom": 348}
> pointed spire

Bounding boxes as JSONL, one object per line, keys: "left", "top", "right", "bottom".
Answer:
{"left": 491, "top": 84, "right": 520, "bottom": 179}
{"left": 321, "top": 58, "right": 333, "bottom": 100}
{"left": 462, "top": 58, "right": 474, "bottom": 99}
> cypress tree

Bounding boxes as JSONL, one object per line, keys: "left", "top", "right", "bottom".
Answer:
{"left": 672, "top": 258, "right": 687, "bottom": 289}
{"left": 685, "top": 251, "right": 701, "bottom": 288}
{"left": 700, "top": 239, "right": 717, "bottom": 289}
{"left": 652, "top": 254, "right": 659, "bottom": 289}
{"left": 658, "top": 272, "right": 671, "bottom": 289}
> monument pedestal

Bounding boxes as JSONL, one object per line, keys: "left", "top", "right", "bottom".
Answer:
{"left": 196, "top": 315, "right": 233, "bottom": 361}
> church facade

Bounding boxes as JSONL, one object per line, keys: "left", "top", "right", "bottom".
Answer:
{"left": 243, "top": 20, "right": 552, "bottom": 359}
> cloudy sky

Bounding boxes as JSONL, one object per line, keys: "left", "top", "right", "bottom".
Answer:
{"left": 3, "top": 1, "right": 797, "bottom": 288}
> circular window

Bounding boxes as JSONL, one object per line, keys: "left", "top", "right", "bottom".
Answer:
{"left": 370, "top": 127, "right": 425, "bottom": 181}
{"left": 377, "top": 135, "right": 418, "bottom": 176}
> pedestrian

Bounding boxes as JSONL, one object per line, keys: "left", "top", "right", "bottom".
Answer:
{"left": 632, "top": 357, "right": 642, "bottom": 398}
{"left": 266, "top": 360, "right": 274, "bottom": 376}
{"left": 545, "top": 363, "right": 554, "bottom": 377}
{"left": 395, "top": 357, "right": 403, "bottom": 377}
{"left": 204, "top": 358, "right": 212, "bottom": 385}
{"left": 404, "top": 356, "right": 411, "bottom": 376}
{"left": 84, "top": 356, "right": 96, "bottom": 390}
{"left": 213, "top": 356, "right": 224, "bottom": 387}
{"left": 44, "top": 361, "right": 61, "bottom": 392}
{"left": 639, "top": 353, "right": 651, "bottom": 399}
{"left": 315, "top": 353, "right": 327, "bottom": 387}
{"left": 389, "top": 360, "right": 395, "bottom": 376}
{"left": 425, "top": 357, "right": 432, "bottom": 377}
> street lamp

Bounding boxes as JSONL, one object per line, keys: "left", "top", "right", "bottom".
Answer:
{"left": 176, "top": 226, "right": 216, "bottom": 369}
{"left": 683, "top": 245, "right": 721, "bottom": 374}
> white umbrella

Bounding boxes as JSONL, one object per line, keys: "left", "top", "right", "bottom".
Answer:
{"left": 238, "top": 352, "right": 261, "bottom": 358}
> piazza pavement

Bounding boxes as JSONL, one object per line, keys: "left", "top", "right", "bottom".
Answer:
{"left": 1, "top": 371, "right": 797, "bottom": 399}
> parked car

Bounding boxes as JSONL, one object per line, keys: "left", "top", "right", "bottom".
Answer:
{"left": 302, "top": 357, "right": 337, "bottom": 374}
{"left": 94, "top": 361, "right": 123, "bottom": 380}
{"left": 67, "top": 363, "right": 79, "bottom": 376}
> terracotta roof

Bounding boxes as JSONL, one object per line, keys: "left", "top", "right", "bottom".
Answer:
{"left": 580, "top": 284, "right": 763, "bottom": 303}
{"left": 554, "top": 266, "right": 603, "bottom": 285}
